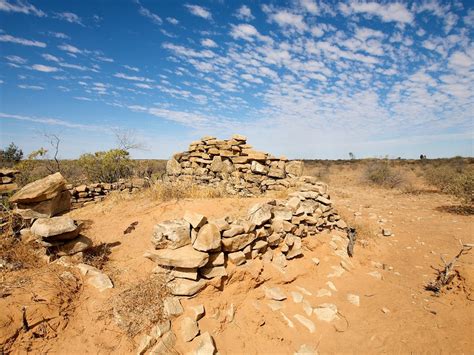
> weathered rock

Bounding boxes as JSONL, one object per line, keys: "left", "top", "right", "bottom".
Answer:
{"left": 137, "top": 335, "right": 156, "bottom": 355}
{"left": 166, "top": 158, "right": 182, "bottom": 175}
{"left": 190, "top": 304, "right": 205, "bottom": 321}
{"left": 251, "top": 161, "right": 266, "bottom": 174}
{"left": 15, "top": 190, "right": 71, "bottom": 218}
{"left": 168, "top": 278, "right": 206, "bottom": 296}
{"left": 347, "top": 293, "right": 360, "bottom": 306}
{"left": 193, "top": 223, "right": 221, "bottom": 252}
{"left": 248, "top": 203, "right": 272, "bottom": 226}
{"left": 153, "top": 265, "right": 198, "bottom": 280}
{"left": 149, "top": 331, "right": 177, "bottom": 355}
{"left": 150, "top": 320, "right": 171, "bottom": 338}
{"left": 152, "top": 219, "right": 191, "bottom": 250}
{"left": 222, "top": 224, "right": 244, "bottom": 238}
{"left": 227, "top": 251, "right": 246, "bottom": 265}
{"left": 181, "top": 317, "right": 199, "bottom": 342}
{"left": 10, "top": 172, "right": 67, "bottom": 203}
{"left": 265, "top": 287, "right": 286, "bottom": 301}
{"left": 56, "top": 236, "right": 92, "bottom": 256}
{"left": 206, "top": 252, "right": 225, "bottom": 266}
{"left": 145, "top": 245, "right": 209, "bottom": 268}
{"left": 195, "top": 332, "right": 216, "bottom": 355}
{"left": 221, "top": 232, "right": 257, "bottom": 252}
{"left": 200, "top": 265, "right": 227, "bottom": 279}
{"left": 31, "top": 216, "right": 80, "bottom": 240}
{"left": 295, "top": 344, "right": 318, "bottom": 355}
{"left": 184, "top": 211, "right": 207, "bottom": 229}
{"left": 77, "top": 264, "right": 114, "bottom": 292}
{"left": 293, "top": 314, "right": 315, "bottom": 333}
{"left": 314, "top": 303, "right": 338, "bottom": 322}
{"left": 285, "top": 161, "right": 304, "bottom": 177}
{"left": 209, "top": 156, "right": 224, "bottom": 173}
{"left": 164, "top": 297, "right": 184, "bottom": 317}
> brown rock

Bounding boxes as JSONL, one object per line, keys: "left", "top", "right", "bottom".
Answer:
{"left": 10, "top": 172, "right": 67, "bottom": 204}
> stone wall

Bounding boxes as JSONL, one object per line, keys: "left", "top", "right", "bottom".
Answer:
{"left": 144, "top": 175, "right": 348, "bottom": 297}
{"left": 0, "top": 168, "right": 19, "bottom": 195}
{"left": 166, "top": 135, "right": 304, "bottom": 196}
{"left": 67, "top": 178, "right": 147, "bottom": 208}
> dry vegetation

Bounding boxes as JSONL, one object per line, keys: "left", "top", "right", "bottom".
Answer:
{"left": 111, "top": 276, "right": 169, "bottom": 337}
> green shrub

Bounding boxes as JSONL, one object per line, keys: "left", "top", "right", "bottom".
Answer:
{"left": 78, "top": 149, "right": 134, "bottom": 183}
{"left": 362, "top": 160, "right": 406, "bottom": 188}
{"left": 0, "top": 142, "right": 23, "bottom": 166}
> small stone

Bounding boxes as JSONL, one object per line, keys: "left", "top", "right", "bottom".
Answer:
{"left": 200, "top": 265, "right": 227, "bottom": 279}
{"left": 150, "top": 320, "right": 171, "bottom": 338}
{"left": 152, "top": 219, "right": 191, "bottom": 250}
{"left": 31, "top": 216, "right": 80, "bottom": 240}
{"left": 347, "top": 294, "right": 360, "bottom": 306}
{"left": 295, "top": 344, "right": 318, "bottom": 355}
{"left": 56, "top": 235, "right": 92, "bottom": 256}
{"left": 168, "top": 278, "right": 206, "bottom": 296}
{"left": 137, "top": 335, "right": 156, "bottom": 355}
{"left": 87, "top": 272, "right": 113, "bottom": 292}
{"left": 193, "top": 223, "right": 221, "bottom": 252}
{"left": 315, "top": 289, "right": 332, "bottom": 297}
{"left": 268, "top": 300, "right": 285, "bottom": 311}
{"left": 248, "top": 203, "right": 272, "bottom": 226}
{"left": 265, "top": 287, "right": 286, "bottom": 301}
{"left": 228, "top": 251, "right": 246, "bottom": 265}
{"left": 149, "top": 331, "right": 176, "bottom": 355}
{"left": 312, "top": 257, "right": 320, "bottom": 266}
{"left": 190, "top": 304, "right": 205, "bottom": 321}
{"left": 296, "top": 286, "right": 312, "bottom": 296}
{"left": 164, "top": 297, "right": 184, "bottom": 317}
{"left": 314, "top": 303, "right": 338, "bottom": 322}
{"left": 368, "top": 271, "right": 382, "bottom": 280}
{"left": 302, "top": 300, "right": 313, "bottom": 316}
{"left": 293, "top": 314, "right": 316, "bottom": 333}
{"left": 280, "top": 312, "right": 295, "bottom": 328}
{"left": 382, "top": 229, "right": 392, "bottom": 237}
{"left": 291, "top": 291, "right": 303, "bottom": 303}
{"left": 381, "top": 307, "right": 390, "bottom": 314}
{"left": 326, "top": 281, "right": 337, "bottom": 292}
{"left": 181, "top": 317, "right": 199, "bottom": 342}
{"left": 222, "top": 224, "right": 245, "bottom": 238}
{"left": 207, "top": 252, "right": 225, "bottom": 266}
{"left": 195, "top": 332, "right": 216, "bottom": 355}
{"left": 328, "top": 265, "right": 345, "bottom": 278}
{"left": 184, "top": 211, "right": 207, "bottom": 229}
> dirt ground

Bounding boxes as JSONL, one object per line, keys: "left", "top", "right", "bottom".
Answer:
{"left": 1, "top": 165, "right": 473, "bottom": 354}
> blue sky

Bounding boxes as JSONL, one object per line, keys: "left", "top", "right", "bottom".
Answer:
{"left": 0, "top": 0, "right": 473, "bottom": 159}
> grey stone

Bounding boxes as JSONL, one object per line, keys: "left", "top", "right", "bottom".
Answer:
{"left": 144, "top": 245, "right": 209, "bottom": 268}
{"left": 248, "top": 203, "right": 272, "bottom": 226}
{"left": 314, "top": 303, "right": 338, "bottom": 322}
{"left": 181, "top": 317, "right": 199, "bottom": 342}
{"left": 184, "top": 211, "right": 208, "bottom": 229}
{"left": 293, "top": 314, "right": 315, "bottom": 333}
{"left": 195, "top": 332, "right": 216, "bottom": 355}
{"left": 221, "top": 232, "right": 257, "bottom": 252}
{"left": 164, "top": 297, "right": 184, "bottom": 317}
{"left": 265, "top": 287, "right": 286, "bottom": 301}
{"left": 193, "top": 223, "right": 221, "bottom": 252}
{"left": 169, "top": 278, "right": 206, "bottom": 296}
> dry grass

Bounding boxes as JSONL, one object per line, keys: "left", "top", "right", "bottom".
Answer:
{"left": 111, "top": 275, "right": 169, "bottom": 337}
{"left": 337, "top": 209, "right": 377, "bottom": 246}
{"left": 82, "top": 243, "right": 113, "bottom": 270}
{"left": 145, "top": 181, "right": 228, "bottom": 201}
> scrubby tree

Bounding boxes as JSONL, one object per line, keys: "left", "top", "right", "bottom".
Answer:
{"left": 78, "top": 149, "right": 134, "bottom": 182}
{"left": 0, "top": 142, "right": 23, "bottom": 164}
{"left": 349, "top": 152, "right": 355, "bottom": 160}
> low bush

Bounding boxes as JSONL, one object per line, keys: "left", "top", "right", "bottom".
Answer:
{"left": 147, "top": 181, "right": 227, "bottom": 201}
{"left": 424, "top": 163, "right": 474, "bottom": 205}
{"left": 362, "top": 160, "right": 407, "bottom": 188}
{"left": 78, "top": 149, "right": 134, "bottom": 183}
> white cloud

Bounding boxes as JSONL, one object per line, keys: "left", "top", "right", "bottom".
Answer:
{"left": 268, "top": 10, "right": 308, "bottom": 32}
{"left": 449, "top": 51, "right": 473, "bottom": 68}
{"left": 135, "top": 83, "right": 153, "bottom": 89}
{"left": 235, "top": 5, "right": 254, "bottom": 20}
{"left": 0, "top": 112, "right": 105, "bottom": 131}
{"left": 123, "top": 65, "right": 139, "bottom": 72}
{"left": 58, "top": 43, "right": 82, "bottom": 54}
{"left": 54, "top": 12, "right": 83, "bottom": 25}
{"left": 48, "top": 31, "right": 69, "bottom": 39}
{"left": 0, "top": 0, "right": 45, "bottom": 16}
{"left": 201, "top": 38, "right": 217, "bottom": 48}
{"left": 114, "top": 72, "right": 154, "bottom": 82}
{"left": 42, "top": 53, "right": 60, "bottom": 62}
{"left": 167, "top": 17, "right": 179, "bottom": 25}
{"left": 230, "top": 24, "right": 273, "bottom": 43}
{"left": 5, "top": 55, "right": 27, "bottom": 64}
{"left": 345, "top": 2, "right": 414, "bottom": 24}
{"left": 18, "top": 84, "right": 44, "bottom": 90}
{"left": 31, "top": 64, "right": 59, "bottom": 72}
{"left": 0, "top": 34, "right": 46, "bottom": 47}
{"left": 136, "top": 0, "right": 162, "bottom": 25}
{"left": 59, "top": 62, "right": 88, "bottom": 71}
{"left": 184, "top": 4, "right": 212, "bottom": 20}
{"left": 300, "top": 0, "right": 318, "bottom": 15}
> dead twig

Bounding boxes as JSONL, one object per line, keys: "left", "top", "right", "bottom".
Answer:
{"left": 426, "top": 241, "right": 472, "bottom": 294}
{"left": 22, "top": 306, "right": 29, "bottom": 331}
{"left": 347, "top": 227, "right": 357, "bottom": 257}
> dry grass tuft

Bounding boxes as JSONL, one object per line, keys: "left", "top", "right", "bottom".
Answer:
{"left": 83, "top": 243, "right": 113, "bottom": 270}
{"left": 111, "top": 275, "right": 169, "bottom": 337}
{"left": 362, "top": 160, "right": 408, "bottom": 189}
{"left": 145, "top": 181, "right": 228, "bottom": 201}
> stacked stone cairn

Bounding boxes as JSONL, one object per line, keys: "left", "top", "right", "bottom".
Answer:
{"left": 9, "top": 172, "right": 71, "bottom": 219}
{"left": 0, "top": 168, "right": 20, "bottom": 196}
{"left": 68, "top": 178, "right": 146, "bottom": 208}
{"left": 9, "top": 172, "right": 92, "bottom": 259}
{"left": 144, "top": 176, "right": 348, "bottom": 297}
{"left": 166, "top": 135, "right": 305, "bottom": 196}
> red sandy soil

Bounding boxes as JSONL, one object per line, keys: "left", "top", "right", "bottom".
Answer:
{"left": 1, "top": 167, "right": 473, "bottom": 354}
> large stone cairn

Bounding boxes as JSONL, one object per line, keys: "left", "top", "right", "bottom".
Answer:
{"left": 166, "top": 135, "right": 304, "bottom": 196}
{"left": 144, "top": 176, "right": 348, "bottom": 297}
{"left": 68, "top": 178, "right": 146, "bottom": 208}
{"left": 9, "top": 172, "right": 71, "bottom": 219}
{"left": 0, "top": 168, "right": 20, "bottom": 196}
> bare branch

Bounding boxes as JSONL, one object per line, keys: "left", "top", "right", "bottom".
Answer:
{"left": 113, "top": 128, "right": 148, "bottom": 152}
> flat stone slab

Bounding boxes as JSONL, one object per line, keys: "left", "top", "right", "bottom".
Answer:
{"left": 168, "top": 278, "right": 206, "bottom": 296}
{"left": 314, "top": 303, "right": 338, "bottom": 322}
{"left": 144, "top": 245, "right": 209, "bottom": 268}
{"left": 10, "top": 172, "right": 67, "bottom": 203}
{"left": 265, "top": 287, "right": 286, "bottom": 301}
{"left": 293, "top": 314, "right": 316, "bottom": 333}
{"left": 31, "top": 216, "right": 80, "bottom": 239}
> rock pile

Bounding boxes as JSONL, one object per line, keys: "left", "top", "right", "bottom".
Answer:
{"left": 29, "top": 216, "right": 92, "bottom": 257}
{"left": 0, "top": 168, "right": 19, "bottom": 195}
{"left": 166, "top": 135, "right": 304, "bottom": 196}
{"left": 144, "top": 176, "right": 347, "bottom": 297}
{"left": 68, "top": 178, "right": 146, "bottom": 208}
{"left": 9, "top": 172, "right": 71, "bottom": 219}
